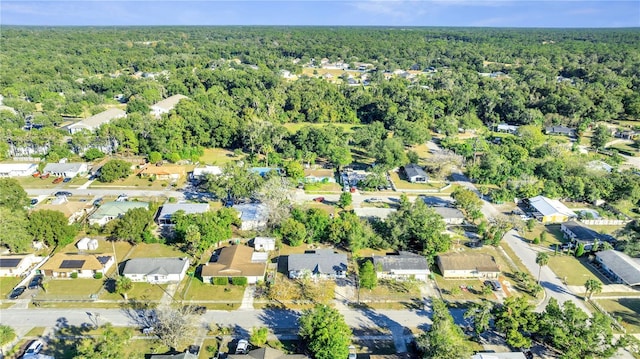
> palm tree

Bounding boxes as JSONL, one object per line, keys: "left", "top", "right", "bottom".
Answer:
{"left": 535, "top": 252, "right": 550, "bottom": 285}
{"left": 463, "top": 300, "right": 494, "bottom": 337}
{"left": 584, "top": 278, "right": 602, "bottom": 300}
{"left": 115, "top": 275, "right": 133, "bottom": 300}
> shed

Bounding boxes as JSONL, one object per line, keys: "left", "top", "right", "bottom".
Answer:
{"left": 76, "top": 237, "right": 99, "bottom": 251}
{"left": 253, "top": 237, "right": 276, "bottom": 252}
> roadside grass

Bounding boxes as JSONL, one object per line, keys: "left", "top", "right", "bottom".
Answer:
{"left": 36, "top": 278, "right": 103, "bottom": 300}
{"left": 594, "top": 298, "right": 640, "bottom": 333}
{"left": 89, "top": 172, "right": 187, "bottom": 190}
{"left": 359, "top": 279, "right": 423, "bottom": 310}
{"left": 303, "top": 182, "right": 342, "bottom": 192}
{"left": 124, "top": 282, "right": 167, "bottom": 301}
{"left": 30, "top": 301, "right": 121, "bottom": 309}
{"left": 0, "top": 277, "right": 22, "bottom": 297}
{"left": 282, "top": 122, "right": 359, "bottom": 134}
{"left": 126, "top": 243, "right": 187, "bottom": 259}
{"left": 546, "top": 255, "right": 604, "bottom": 286}
{"left": 178, "top": 276, "right": 245, "bottom": 303}
{"left": 388, "top": 171, "right": 445, "bottom": 191}
{"left": 433, "top": 274, "right": 496, "bottom": 302}
{"left": 352, "top": 339, "right": 397, "bottom": 356}
{"left": 14, "top": 176, "right": 65, "bottom": 189}
{"left": 24, "top": 327, "right": 47, "bottom": 337}
{"left": 299, "top": 201, "right": 338, "bottom": 215}
{"left": 199, "top": 148, "right": 244, "bottom": 165}
{"left": 124, "top": 339, "right": 170, "bottom": 359}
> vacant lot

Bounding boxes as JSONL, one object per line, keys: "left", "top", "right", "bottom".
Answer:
{"left": 199, "top": 148, "right": 244, "bottom": 165}
{"left": 178, "top": 276, "right": 245, "bottom": 304}
{"left": 595, "top": 298, "right": 640, "bottom": 333}
{"left": 359, "top": 279, "right": 423, "bottom": 310}
{"left": 127, "top": 243, "right": 188, "bottom": 259}
{"left": 303, "top": 181, "right": 342, "bottom": 193}
{"left": 547, "top": 255, "right": 605, "bottom": 286}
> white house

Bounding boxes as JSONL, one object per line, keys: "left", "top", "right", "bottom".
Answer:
{"left": 253, "top": 237, "right": 276, "bottom": 252}
{"left": 66, "top": 108, "right": 126, "bottom": 134}
{"left": 432, "top": 207, "right": 465, "bottom": 225}
{"left": 0, "top": 163, "right": 38, "bottom": 177}
{"left": 235, "top": 203, "right": 269, "bottom": 231}
{"left": 122, "top": 257, "right": 190, "bottom": 283}
{"left": 436, "top": 253, "right": 500, "bottom": 279}
{"left": 76, "top": 237, "right": 99, "bottom": 251}
{"left": 403, "top": 164, "right": 428, "bottom": 183}
{"left": 596, "top": 250, "right": 640, "bottom": 287}
{"left": 150, "top": 94, "right": 188, "bottom": 118}
{"left": 156, "top": 203, "right": 210, "bottom": 225}
{"left": 0, "top": 254, "right": 43, "bottom": 277}
{"left": 303, "top": 169, "right": 336, "bottom": 183}
{"left": 42, "top": 162, "right": 88, "bottom": 178}
{"left": 373, "top": 252, "right": 430, "bottom": 281}
{"left": 191, "top": 166, "right": 222, "bottom": 180}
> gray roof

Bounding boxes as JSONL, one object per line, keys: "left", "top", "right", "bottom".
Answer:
{"left": 43, "top": 162, "right": 86, "bottom": 174}
{"left": 596, "top": 250, "right": 640, "bottom": 286}
{"left": 373, "top": 252, "right": 428, "bottom": 272}
{"left": 151, "top": 94, "right": 188, "bottom": 111}
{"left": 403, "top": 163, "right": 427, "bottom": 179}
{"left": 563, "top": 221, "right": 602, "bottom": 242}
{"left": 157, "top": 203, "right": 210, "bottom": 221}
{"left": 432, "top": 206, "right": 465, "bottom": 219}
{"left": 68, "top": 108, "right": 125, "bottom": 131}
{"left": 545, "top": 126, "right": 576, "bottom": 136}
{"left": 528, "top": 196, "right": 575, "bottom": 217}
{"left": 89, "top": 201, "right": 149, "bottom": 221}
{"left": 235, "top": 203, "right": 268, "bottom": 222}
{"left": 227, "top": 347, "right": 309, "bottom": 359}
{"left": 288, "top": 250, "right": 347, "bottom": 275}
{"left": 421, "top": 196, "right": 453, "bottom": 207}
{"left": 122, "top": 257, "right": 189, "bottom": 276}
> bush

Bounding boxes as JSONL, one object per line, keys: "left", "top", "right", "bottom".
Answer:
{"left": 70, "top": 272, "right": 78, "bottom": 279}
{"left": 231, "top": 277, "right": 248, "bottom": 286}
{"left": 94, "top": 272, "right": 103, "bottom": 279}
{"left": 532, "top": 237, "right": 540, "bottom": 244}
{"left": 213, "top": 277, "right": 229, "bottom": 285}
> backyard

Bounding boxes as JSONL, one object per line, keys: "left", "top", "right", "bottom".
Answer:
{"left": 594, "top": 298, "right": 640, "bottom": 333}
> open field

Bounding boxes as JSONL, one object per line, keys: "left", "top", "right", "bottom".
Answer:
{"left": 127, "top": 243, "right": 188, "bottom": 259}
{"left": 177, "top": 276, "right": 245, "bottom": 303}
{"left": 595, "top": 298, "right": 640, "bottom": 333}
{"left": 547, "top": 255, "right": 605, "bottom": 286}
{"left": 199, "top": 148, "right": 245, "bottom": 165}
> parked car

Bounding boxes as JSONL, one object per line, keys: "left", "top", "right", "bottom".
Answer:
{"left": 484, "top": 280, "right": 502, "bottom": 291}
{"left": 8, "top": 286, "right": 26, "bottom": 299}
{"left": 24, "top": 339, "right": 44, "bottom": 356}
{"left": 365, "top": 197, "right": 382, "bottom": 203}
{"left": 235, "top": 339, "right": 249, "bottom": 354}
{"left": 348, "top": 345, "right": 357, "bottom": 359}
{"left": 52, "top": 177, "right": 63, "bottom": 184}
{"left": 313, "top": 197, "right": 325, "bottom": 202}
{"left": 54, "top": 191, "right": 72, "bottom": 197}
{"left": 30, "top": 198, "right": 39, "bottom": 205}
{"left": 28, "top": 274, "right": 43, "bottom": 290}
{"left": 40, "top": 173, "right": 50, "bottom": 179}
{"left": 93, "top": 198, "right": 104, "bottom": 206}
{"left": 63, "top": 177, "right": 72, "bottom": 183}
{"left": 188, "top": 345, "right": 200, "bottom": 355}
{"left": 465, "top": 240, "right": 483, "bottom": 248}
{"left": 32, "top": 172, "right": 41, "bottom": 178}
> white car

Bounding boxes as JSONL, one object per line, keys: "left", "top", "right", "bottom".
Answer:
{"left": 236, "top": 339, "right": 249, "bottom": 354}
{"left": 366, "top": 197, "right": 382, "bottom": 203}
{"left": 348, "top": 345, "right": 357, "bottom": 359}
{"left": 23, "top": 339, "right": 44, "bottom": 356}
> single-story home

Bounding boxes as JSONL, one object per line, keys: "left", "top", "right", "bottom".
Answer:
{"left": 156, "top": 203, "right": 210, "bottom": 225}
{"left": 40, "top": 253, "right": 114, "bottom": 278}
{"left": 201, "top": 245, "right": 267, "bottom": 284}
{"left": 287, "top": 249, "right": 348, "bottom": 279}
{"left": 76, "top": 237, "right": 99, "bottom": 251}
{"left": 353, "top": 207, "right": 397, "bottom": 220}
{"left": 227, "top": 347, "right": 309, "bottom": 359}
{"left": 37, "top": 200, "right": 93, "bottom": 225}
{"left": 88, "top": 201, "right": 150, "bottom": 226}
{"left": 432, "top": 207, "right": 465, "bottom": 225}
{"left": 234, "top": 203, "right": 269, "bottom": 231}
{"left": 561, "top": 221, "right": 607, "bottom": 251}
{"left": 149, "top": 352, "right": 197, "bottom": 359}
{"left": 526, "top": 196, "right": 576, "bottom": 224}
{"left": 150, "top": 94, "right": 188, "bottom": 118}
{"left": 437, "top": 253, "right": 500, "bottom": 279}
{"left": 191, "top": 166, "right": 222, "bottom": 180}
{"left": 0, "top": 254, "right": 43, "bottom": 277}
{"left": 595, "top": 250, "right": 640, "bottom": 287}
{"left": 494, "top": 123, "right": 519, "bottom": 134}
{"left": 253, "top": 237, "right": 276, "bottom": 252}
{"left": 421, "top": 196, "right": 454, "bottom": 207}
{"left": 140, "top": 165, "right": 186, "bottom": 181}
{"left": 42, "top": 162, "right": 88, "bottom": 178}
{"left": 122, "top": 257, "right": 190, "bottom": 284}
{"left": 545, "top": 126, "right": 576, "bottom": 138}
{"left": 66, "top": 108, "right": 126, "bottom": 134}
{"left": 471, "top": 352, "right": 527, "bottom": 359}
{"left": 403, "top": 163, "right": 428, "bottom": 183}
{"left": 373, "top": 252, "right": 430, "bottom": 281}
{"left": 0, "top": 163, "right": 38, "bottom": 177}
{"left": 303, "top": 169, "right": 336, "bottom": 183}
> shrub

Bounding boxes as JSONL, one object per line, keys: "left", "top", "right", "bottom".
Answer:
{"left": 213, "top": 277, "right": 229, "bottom": 285}
{"left": 94, "top": 272, "right": 103, "bottom": 279}
{"left": 231, "top": 277, "right": 248, "bottom": 286}
{"left": 70, "top": 272, "right": 78, "bottom": 279}
{"left": 532, "top": 237, "right": 540, "bottom": 244}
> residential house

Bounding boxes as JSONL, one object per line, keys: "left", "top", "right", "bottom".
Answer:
{"left": 40, "top": 253, "right": 114, "bottom": 278}
{"left": 88, "top": 201, "right": 150, "bottom": 226}
{"left": 234, "top": 203, "right": 268, "bottom": 231}
{"left": 403, "top": 164, "right": 428, "bottom": 183}
{"left": 471, "top": 353, "right": 527, "bottom": 359}
{"left": 595, "top": 250, "right": 640, "bottom": 287}
{"left": 495, "top": 123, "right": 519, "bottom": 134}
{"left": 303, "top": 168, "right": 335, "bottom": 183}
{"left": 191, "top": 166, "right": 222, "bottom": 180}
{"left": 253, "top": 237, "right": 276, "bottom": 252}
{"left": 561, "top": 221, "right": 609, "bottom": 251}
{"left": 616, "top": 129, "right": 638, "bottom": 140}
{"left": 66, "top": 108, "right": 126, "bottom": 134}
{"left": 0, "top": 254, "right": 43, "bottom": 277}
{"left": 545, "top": 126, "right": 576, "bottom": 138}
{"left": 156, "top": 203, "right": 210, "bottom": 225}
{"left": 122, "top": 257, "right": 190, "bottom": 283}
{"left": 150, "top": 94, "right": 188, "bottom": 118}
{"left": 526, "top": 196, "right": 576, "bottom": 223}
{"left": 149, "top": 352, "right": 197, "bottom": 359}
{"left": 436, "top": 253, "right": 500, "bottom": 279}
{"left": 287, "top": 249, "right": 348, "bottom": 279}
{"left": 140, "top": 165, "right": 186, "bottom": 181}
{"left": 76, "top": 237, "right": 99, "bottom": 251}
{"left": 227, "top": 347, "right": 309, "bottom": 359}
{"left": 353, "top": 207, "right": 397, "bottom": 220}
{"left": 201, "top": 245, "right": 267, "bottom": 284}
{"left": 38, "top": 200, "right": 94, "bottom": 225}
{"left": 432, "top": 207, "right": 465, "bottom": 225}
{"left": 422, "top": 196, "right": 454, "bottom": 207}
{"left": 42, "top": 162, "right": 88, "bottom": 178}
{"left": 373, "top": 252, "right": 430, "bottom": 281}
{"left": 0, "top": 163, "right": 38, "bottom": 177}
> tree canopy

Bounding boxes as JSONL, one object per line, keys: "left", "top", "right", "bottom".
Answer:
{"left": 299, "top": 304, "right": 352, "bottom": 359}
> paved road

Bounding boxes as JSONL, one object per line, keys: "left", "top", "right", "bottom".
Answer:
{"left": 25, "top": 188, "right": 185, "bottom": 200}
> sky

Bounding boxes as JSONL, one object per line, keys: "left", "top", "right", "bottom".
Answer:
{"left": 1, "top": 0, "right": 639, "bottom": 27}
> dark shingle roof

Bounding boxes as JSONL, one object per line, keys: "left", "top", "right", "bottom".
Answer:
{"left": 288, "top": 250, "right": 347, "bottom": 275}
{"left": 432, "top": 207, "right": 465, "bottom": 219}
{"left": 596, "top": 250, "right": 640, "bottom": 286}
{"left": 403, "top": 163, "right": 427, "bottom": 179}
{"left": 563, "top": 221, "right": 602, "bottom": 242}
{"left": 373, "top": 252, "right": 428, "bottom": 272}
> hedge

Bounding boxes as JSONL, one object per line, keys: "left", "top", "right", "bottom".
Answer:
{"left": 213, "top": 277, "right": 229, "bottom": 285}
{"left": 231, "top": 277, "right": 248, "bottom": 286}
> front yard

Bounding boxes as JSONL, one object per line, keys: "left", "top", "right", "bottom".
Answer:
{"left": 36, "top": 278, "right": 104, "bottom": 300}
{"left": 594, "top": 298, "right": 640, "bottom": 333}
{"left": 389, "top": 171, "right": 446, "bottom": 191}
{"left": 359, "top": 279, "right": 423, "bottom": 310}
{"left": 546, "top": 255, "right": 605, "bottom": 286}
{"left": 177, "top": 276, "right": 245, "bottom": 309}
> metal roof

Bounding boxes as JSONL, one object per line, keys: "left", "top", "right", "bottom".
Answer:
{"left": 67, "top": 108, "right": 125, "bottom": 131}
{"left": 596, "top": 250, "right": 640, "bottom": 286}
{"left": 562, "top": 221, "right": 602, "bottom": 242}
{"left": 528, "top": 196, "right": 575, "bottom": 217}
{"left": 151, "top": 94, "right": 188, "bottom": 111}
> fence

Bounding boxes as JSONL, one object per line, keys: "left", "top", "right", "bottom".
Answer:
{"left": 590, "top": 299, "right": 626, "bottom": 333}
{"left": 579, "top": 219, "right": 630, "bottom": 226}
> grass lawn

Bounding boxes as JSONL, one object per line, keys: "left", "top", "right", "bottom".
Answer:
{"left": 389, "top": 171, "right": 446, "bottom": 191}
{"left": 15, "top": 175, "right": 67, "bottom": 189}
{"left": 200, "top": 338, "right": 220, "bottom": 359}
{"left": 127, "top": 243, "right": 188, "bottom": 259}
{"left": 0, "top": 277, "right": 22, "bottom": 297}
{"left": 434, "top": 274, "right": 496, "bottom": 302}
{"left": 125, "top": 282, "right": 168, "bottom": 301}
{"left": 199, "top": 148, "right": 244, "bottom": 165}
{"left": 595, "top": 298, "right": 640, "bottom": 333}
{"left": 90, "top": 172, "right": 186, "bottom": 190}
{"left": 609, "top": 143, "right": 639, "bottom": 156}
{"left": 282, "top": 122, "right": 359, "bottom": 134}
{"left": 520, "top": 224, "right": 564, "bottom": 246}
{"left": 546, "top": 255, "right": 604, "bottom": 286}
{"left": 37, "top": 278, "right": 104, "bottom": 300}
{"left": 178, "top": 276, "right": 245, "bottom": 302}
{"left": 359, "top": 279, "right": 423, "bottom": 310}
{"left": 303, "top": 182, "right": 342, "bottom": 193}
{"left": 408, "top": 143, "right": 431, "bottom": 162}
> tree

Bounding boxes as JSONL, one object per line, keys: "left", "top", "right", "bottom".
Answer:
{"left": 73, "top": 324, "right": 132, "bottom": 359}
{"left": 359, "top": 260, "right": 377, "bottom": 290}
{"left": 83, "top": 148, "right": 105, "bottom": 161}
{"left": 250, "top": 327, "right": 268, "bottom": 347}
{"left": 0, "top": 325, "right": 16, "bottom": 346}
{"left": 27, "top": 210, "right": 77, "bottom": 247}
{"left": 417, "top": 298, "right": 473, "bottom": 359}
{"left": 284, "top": 161, "right": 304, "bottom": 181}
{"left": 0, "top": 207, "right": 31, "bottom": 252}
{"left": 99, "top": 159, "right": 132, "bottom": 182}
{"left": 451, "top": 187, "right": 483, "bottom": 222}
{"left": 279, "top": 218, "right": 307, "bottom": 246}
{"left": 110, "top": 207, "right": 154, "bottom": 243}
{"left": 148, "top": 151, "right": 163, "bottom": 164}
{"left": 464, "top": 300, "right": 494, "bottom": 337}
{"left": 255, "top": 176, "right": 293, "bottom": 226}
{"left": 493, "top": 296, "right": 537, "bottom": 349}
{"left": 575, "top": 242, "right": 585, "bottom": 257}
{"left": 584, "top": 278, "right": 602, "bottom": 300}
{"left": 0, "top": 178, "right": 28, "bottom": 211}
{"left": 535, "top": 252, "right": 549, "bottom": 284}
{"left": 299, "top": 304, "right": 352, "bottom": 359}
{"left": 115, "top": 275, "right": 132, "bottom": 300}
{"left": 592, "top": 124, "right": 612, "bottom": 151}
{"left": 338, "top": 192, "right": 352, "bottom": 209}
{"left": 154, "top": 305, "right": 200, "bottom": 351}
{"left": 526, "top": 219, "right": 536, "bottom": 232}
{"left": 204, "top": 162, "right": 262, "bottom": 201}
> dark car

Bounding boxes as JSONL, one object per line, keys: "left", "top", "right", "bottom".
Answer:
{"left": 63, "top": 177, "right": 72, "bottom": 183}
{"left": 465, "top": 240, "right": 483, "bottom": 248}
{"left": 30, "top": 198, "right": 39, "bottom": 205}
{"left": 54, "top": 191, "right": 72, "bottom": 197}
{"left": 9, "top": 286, "right": 26, "bottom": 299}
{"left": 28, "top": 275, "right": 43, "bottom": 290}
{"left": 188, "top": 345, "right": 200, "bottom": 355}
{"left": 484, "top": 280, "right": 502, "bottom": 291}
